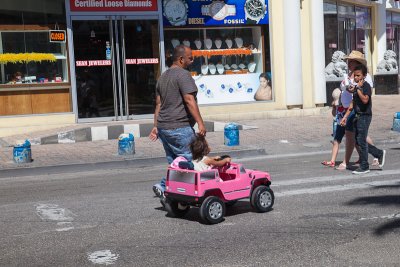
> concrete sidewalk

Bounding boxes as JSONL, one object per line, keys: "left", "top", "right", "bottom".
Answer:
{"left": 1, "top": 95, "right": 399, "bottom": 170}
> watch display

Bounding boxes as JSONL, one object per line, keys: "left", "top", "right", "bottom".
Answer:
{"left": 163, "top": 0, "right": 189, "bottom": 26}
{"left": 244, "top": 0, "right": 267, "bottom": 24}
{"left": 201, "top": 1, "right": 236, "bottom": 21}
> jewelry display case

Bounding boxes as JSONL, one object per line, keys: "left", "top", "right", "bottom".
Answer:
{"left": 164, "top": 26, "right": 264, "bottom": 76}
{"left": 164, "top": 26, "right": 268, "bottom": 104}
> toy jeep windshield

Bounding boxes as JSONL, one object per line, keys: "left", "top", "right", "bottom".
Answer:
{"left": 164, "top": 162, "right": 274, "bottom": 224}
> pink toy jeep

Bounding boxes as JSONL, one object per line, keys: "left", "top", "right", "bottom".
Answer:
{"left": 164, "top": 162, "right": 274, "bottom": 224}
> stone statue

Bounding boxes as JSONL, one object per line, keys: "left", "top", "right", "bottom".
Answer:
{"left": 325, "top": 51, "right": 348, "bottom": 80}
{"left": 377, "top": 50, "right": 398, "bottom": 73}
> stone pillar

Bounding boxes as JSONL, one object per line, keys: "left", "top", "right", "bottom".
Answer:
{"left": 283, "top": 0, "right": 303, "bottom": 106}
{"left": 310, "top": 0, "right": 327, "bottom": 105}
{"left": 371, "top": 1, "right": 386, "bottom": 75}
{"left": 300, "top": 0, "right": 327, "bottom": 107}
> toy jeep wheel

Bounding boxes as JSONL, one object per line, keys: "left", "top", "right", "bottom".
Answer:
{"left": 165, "top": 199, "right": 190, "bottom": 218}
{"left": 251, "top": 185, "right": 274, "bottom": 212}
{"left": 200, "top": 196, "right": 225, "bottom": 224}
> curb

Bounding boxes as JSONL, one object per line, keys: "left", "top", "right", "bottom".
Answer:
{"left": 4, "top": 121, "right": 257, "bottom": 146}
{"left": 0, "top": 148, "right": 266, "bottom": 178}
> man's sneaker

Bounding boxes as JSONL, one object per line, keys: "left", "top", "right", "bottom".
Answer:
{"left": 152, "top": 183, "right": 164, "bottom": 198}
{"left": 378, "top": 150, "right": 386, "bottom": 169}
{"left": 352, "top": 168, "right": 370, "bottom": 175}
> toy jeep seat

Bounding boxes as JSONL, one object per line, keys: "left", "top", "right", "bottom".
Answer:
{"left": 218, "top": 166, "right": 237, "bottom": 181}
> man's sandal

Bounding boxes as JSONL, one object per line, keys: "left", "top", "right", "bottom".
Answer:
{"left": 321, "top": 160, "right": 335, "bottom": 167}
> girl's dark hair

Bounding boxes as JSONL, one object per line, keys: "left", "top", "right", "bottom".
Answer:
{"left": 190, "top": 134, "right": 210, "bottom": 161}
{"left": 354, "top": 64, "right": 367, "bottom": 76}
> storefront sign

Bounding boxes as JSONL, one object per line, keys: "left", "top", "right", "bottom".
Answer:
{"left": 163, "top": 0, "right": 269, "bottom": 27}
{"left": 70, "top": 0, "right": 157, "bottom": 12}
{"left": 76, "top": 60, "right": 112, "bottom": 66}
{"left": 126, "top": 58, "right": 159, "bottom": 64}
{"left": 76, "top": 58, "right": 159, "bottom": 67}
{"left": 49, "top": 30, "right": 66, "bottom": 43}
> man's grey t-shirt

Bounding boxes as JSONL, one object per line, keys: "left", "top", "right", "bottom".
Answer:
{"left": 156, "top": 67, "right": 198, "bottom": 129}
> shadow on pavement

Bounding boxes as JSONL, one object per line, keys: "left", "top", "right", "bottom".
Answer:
{"left": 154, "top": 200, "right": 263, "bottom": 225}
{"left": 346, "top": 193, "right": 400, "bottom": 236}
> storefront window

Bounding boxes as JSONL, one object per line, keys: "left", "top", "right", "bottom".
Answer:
{"left": 163, "top": 0, "right": 272, "bottom": 105}
{"left": 323, "top": 1, "right": 372, "bottom": 68}
{"left": 386, "top": 12, "right": 400, "bottom": 73}
{"left": 323, "top": 1, "right": 338, "bottom": 67}
{"left": 0, "top": 0, "right": 68, "bottom": 85}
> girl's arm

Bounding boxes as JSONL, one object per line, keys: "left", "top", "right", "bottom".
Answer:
{"left": 204, "top": 156, "right": 231, "bottom": 167}
{"left": 340, "top": 102, "right": 353, "bottom": 126}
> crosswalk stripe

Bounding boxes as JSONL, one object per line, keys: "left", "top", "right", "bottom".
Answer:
{"left": 273, "top": 169, "right": 400, "bottom": 187}
{"left": 275, "top": 178, "right": 400, "bottom": 197}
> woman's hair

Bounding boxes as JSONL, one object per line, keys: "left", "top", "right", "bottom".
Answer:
{"left": 259, "top": 72, "right": 268, "bottom": 80}
{"left": 190, "top": 134, "right": 210, "bottom": 161}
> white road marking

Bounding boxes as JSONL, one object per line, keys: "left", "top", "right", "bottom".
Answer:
{"left": 359, "top": 213, "right": 400, "bottom": 221}
{"left": 279, "top": 140, "right": 289, "bottom": 144}
{"left": 274, "top": 169, "right": 400, "bottom": 187}
{"left": 36, "top": 204, "right": 75, "bottom": 232}
{"left": 88, "top": 250, "right": 119, "bottom": 265}
{"left": 275, "top": 179, "right": 400, "bottom": 197}
{"left": 237, "top": 150, "right": 332, "bottom": 161}
{"left": 56, "top": 222, "right": 74, "bottom": 232}
{"left": 36, "top": 204, "right": 74, "bottom": 221}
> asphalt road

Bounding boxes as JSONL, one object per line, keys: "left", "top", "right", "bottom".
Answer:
{"left": 0, "top": 144, "right": 399, "bottom": 267}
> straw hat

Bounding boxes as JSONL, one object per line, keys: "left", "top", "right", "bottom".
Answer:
{"left": 332, "top": 88, "right": 341, "bottom": 106}
{"left": 343, "top": 50, "right": 367, "bottom": 66}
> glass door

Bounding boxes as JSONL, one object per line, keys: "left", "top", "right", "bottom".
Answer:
{"left": 338, "top": 17, "right": 356, "bottom": 55}
{"left": 71, "top": 16, "right": 160, "bottom": 121}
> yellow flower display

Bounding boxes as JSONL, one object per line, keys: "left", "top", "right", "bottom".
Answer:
{"left": 0, "top": 53, "right": 57, "bottom": 64}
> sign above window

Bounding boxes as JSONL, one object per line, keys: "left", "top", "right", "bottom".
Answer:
{"left": 49, "top": 30, "right": 66, "bottom": 43}
{"left": 162, "top": 0, "right": 269, "bottom": 27}
{"left": 69, "top": 0, "right": 157, "bottom": 12}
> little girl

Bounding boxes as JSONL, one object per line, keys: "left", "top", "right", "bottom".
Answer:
{"left": 190, "top": 134, "right": 231, "bottom": 171}
{"left": 322, "top": 88, "right": 347, "bottom": 167}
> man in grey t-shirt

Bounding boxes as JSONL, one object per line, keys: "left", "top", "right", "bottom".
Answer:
{"left": 149, "top": 45, "right": 206, "bottom": 199}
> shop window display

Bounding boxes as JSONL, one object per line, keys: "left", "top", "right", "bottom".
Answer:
{"left": 164, "top": 26, "right": 269, "bottom": 104}
{"left": 0, "top": 0, "right": 68, "bottom": 86}
{"left": 1, "top": 31, "right": 67, "bottom": 85}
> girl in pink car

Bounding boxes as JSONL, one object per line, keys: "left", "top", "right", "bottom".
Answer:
{"left": 190, "top": 134, "right": 231, "bottom": 171}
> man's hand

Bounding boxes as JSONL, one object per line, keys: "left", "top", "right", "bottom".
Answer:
{"left": 197, "top": 123, "right": 207, "bottom": 137}
{"left": 149, "top": 127, "right": 158, "bottom": 142}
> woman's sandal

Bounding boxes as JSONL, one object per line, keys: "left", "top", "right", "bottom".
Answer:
{"left": 335, "top": 163, "right": 347, "bottom": 170}
{"left": 321, "top": 160, "right": 335, "bottom": 167}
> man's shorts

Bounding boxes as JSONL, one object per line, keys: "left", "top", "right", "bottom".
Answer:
{"left": 345, "top": 111, "right": 355, "bottom": 132}
{"left": 334, "top": 124, "right": 346, "bottom": 143}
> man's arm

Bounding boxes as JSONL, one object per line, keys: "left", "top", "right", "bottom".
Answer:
{"left": 183, "top": 93, "right": 206, "bottom": 136}
{"left": 149, "top": 94, "right": 161, "bottom": 141}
